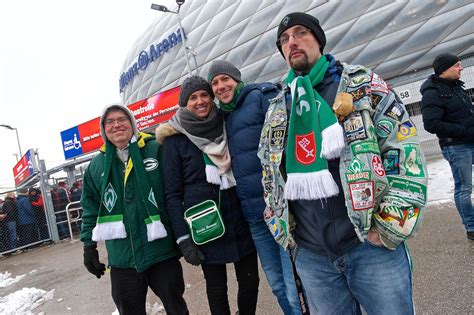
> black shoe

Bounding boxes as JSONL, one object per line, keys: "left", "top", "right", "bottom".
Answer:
{"left": 467, "top": 231, "right": 474, "bottom": 240}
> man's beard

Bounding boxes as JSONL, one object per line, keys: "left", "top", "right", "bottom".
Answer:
{"left": 290, "top": 52, "right": 310, "bottom": 72}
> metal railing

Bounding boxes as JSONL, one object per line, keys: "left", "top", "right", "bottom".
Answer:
{"left": 65, "top": 201, "right": 82, "bottom": 241}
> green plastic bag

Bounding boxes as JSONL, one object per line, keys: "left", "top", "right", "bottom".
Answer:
{"left": 184, "top": 199, "right": 225, "bottom": 245}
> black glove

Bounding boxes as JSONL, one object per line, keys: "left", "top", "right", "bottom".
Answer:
{"left": 83, "top": 245, "right": 106, "bottom": 278}
{"left": 179, "top": 238, "right": 205, "bottom": 266}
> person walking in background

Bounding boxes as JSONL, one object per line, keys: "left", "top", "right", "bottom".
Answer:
{"left": 420, "top": 53, "right": 474, "bottom": 241}
{"left": 70, "top": 181, "right": 82, "bottom": 202}
{"left": 29, "top": 187, "right": 49, "bottom": 240}
{"left": 207, "top": 60, "right": 302, "bottom": 314}
{"left": 1, "top": 193, "right": 19, "bottom": 251}
{"left": 16, "top": 187, "right": 37, "bottom": 246}
{"left": 80, "top": 104, "right": 189, "bottom": 315}
{"left": 53, "top": 182, "right": 70, "bottom": 238}
{"left": 258, "top": 12, "right": 428, "bottom": 314}
{"left": 156, "top": 76, "right": 259, "bottom": 315}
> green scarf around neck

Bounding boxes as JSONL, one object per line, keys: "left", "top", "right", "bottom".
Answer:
{"left": 218, "top": 82, "right": 245, "bottom": 112}
{"left": 92, "top": 133, "right": 167, "bottom": 242}
{"left": 283, "top": 55, "right": 345, "bottom": 200}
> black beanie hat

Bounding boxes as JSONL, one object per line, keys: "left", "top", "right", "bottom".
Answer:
{"left": 433, "top": 53, "right": 460, "bottom": 75}
{"left": 207, "top": 60, "right": 242, "bottom": 83}
{"left": 179, "top": 76, "right": 215, "bottom": 107}
{"left": 276, "top": 12, "right": 326, "bottom": 56}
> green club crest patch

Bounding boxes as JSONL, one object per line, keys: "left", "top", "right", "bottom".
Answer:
{"left": 103, "top": 183, "right": 117, "bottom": 213}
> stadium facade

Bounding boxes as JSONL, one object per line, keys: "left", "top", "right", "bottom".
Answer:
{"left": 119, "top": 0, "right": 473, "bottom": 156}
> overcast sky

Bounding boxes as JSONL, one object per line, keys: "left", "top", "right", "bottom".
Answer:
{"left": 0, "top": 0, "right": 177, "bottom": 190}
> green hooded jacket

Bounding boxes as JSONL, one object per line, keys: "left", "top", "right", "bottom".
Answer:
{"left": 80, "top": 132, "right": 178, "bottom": 272}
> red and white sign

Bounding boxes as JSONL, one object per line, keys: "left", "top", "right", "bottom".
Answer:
{"left": 295, "top": 132, "right": 316, "bottom": 165}
{"left": 12, "top": 149, "right": 37, "bottom": 186}
{"left": 60, "top": 86, "right": 181, "bottom": 160}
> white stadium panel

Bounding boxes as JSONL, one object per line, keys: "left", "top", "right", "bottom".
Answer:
{"left": 119, "top": 0, "right": 473, "bottom": 105}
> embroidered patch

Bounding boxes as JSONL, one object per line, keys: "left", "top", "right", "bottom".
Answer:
{"left": 387, "top": 176, "right": 427, "bottom": 205}
{"left": 263, "top": 206, "right": 274, "bottom": 220}
{"left": 350, "top": 86, "right": 371, "bottom": 102}
{"left": 351, "top": 141, "right": 380, "bottom": 155}
{"left": 349, "top": 181, "right": 374, "bottom": 211}
{"left": 103, "top": 183, "right": 117, "bottom": 213}
{"left": 370, "top": 73, "right": 389, "bottom": 94}
{"left": 370, "top": 94, "right": 383, "bottom": 108}
{"left": 269, "top": 109, "right": 286, "bottom": 127}
{"left": 143, "top": 158, "right": 159, "bottom": 171}
{"left": 295, "top": 132, "right": 316, "bottom": 165}
{"left": 402, "top": 143, "right": 425, "bottom": 177}
{"left": 270, "top": 126, "right": 286, "bottom": 147}
{"left": 383, "top": 100, "right": 405, "bottom": 122}
{"left": 344, "top": 112, "right": 367, "bottom": 143}
{"left": 375, "top": 119, "right": 394, "bottom": 138}
{"left": 371, "top": 154, "right": 386, "bottom": 177}
{"left": 346, "top": 157, "right": 371, "bottom": 182}
{"left": 382, "top": 149, "right": 400, "bottom": 175}
{"left": 349, "top": 74, "right": 371, "bottom": 87}
{"left": 397, "top": 120, "right": 417, "bottom": 142}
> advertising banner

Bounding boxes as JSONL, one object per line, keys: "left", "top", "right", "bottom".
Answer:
{"left": 60, "top": 86, "right": 180, "bottom": 160}
{"left": 12, "top": 149, "right": 38, "bottom": 186}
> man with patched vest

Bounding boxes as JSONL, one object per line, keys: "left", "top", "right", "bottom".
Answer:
{"left": 258, "top": 12, "right": 428, "bottom": 314}
{"left": 80, "top": 104, "right": 188, "bottom": 315}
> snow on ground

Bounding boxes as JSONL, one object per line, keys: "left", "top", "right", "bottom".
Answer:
{"left": 0, "top": 272, "right": 25, "bottom": 289}
{"left": 0, "top": 287, "right": 54, "bottom": 314}
{"left": 426, "top": 158, "right": 455, "bottom": 204}
{"left": 0, "top": 158, "right": 463, "bottom": 314}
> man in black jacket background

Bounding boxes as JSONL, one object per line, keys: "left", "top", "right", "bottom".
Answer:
{"left": 420, "top": 53, "right": 474, "bottom": 241}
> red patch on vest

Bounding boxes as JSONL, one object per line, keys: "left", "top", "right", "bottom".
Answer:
{"left": 295, "top": 132, "right": 316, "bottom": 165}
{"left": 371, "top": 155, "right": 385, "bottom": 177}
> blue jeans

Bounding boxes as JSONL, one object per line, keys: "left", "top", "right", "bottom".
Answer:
{"left": 249, "top": 221, "right": 301, "bottom": 315}
{"left": 295, "top": 242, "right": 413, "bottom": 315}
{"left": 442, "top": 144, "right": 474, "bottom": 232}
{"left": 5, "top": 221, "right": 17, "bottom": 250}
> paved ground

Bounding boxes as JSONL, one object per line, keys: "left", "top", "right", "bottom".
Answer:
{"left": 1, "top": 201, "right": 473, "bottom": 314}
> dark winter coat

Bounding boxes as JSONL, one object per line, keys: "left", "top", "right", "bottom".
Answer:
{"left": 224, "top": 83, "right": 280, "bottom": 223}
{"left": 16, "top": 195, "right": 35, "bottom": 225}
{"left": 2, "top": 197, "right": 18, "bottom": 223}
{"left": 162, "top": 132, "right": 256, "bottom": 264}
{"left": 420, "top": 74, "right": 474, "bottom": 147}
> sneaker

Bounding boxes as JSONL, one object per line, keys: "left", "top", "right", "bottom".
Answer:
{"left": 467, "top": 231, "right": 474, "bottom": 241}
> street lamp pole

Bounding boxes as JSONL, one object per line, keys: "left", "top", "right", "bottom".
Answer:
{"left": 151, "top": 1, "right": 194, "bottom": 77}
{"left": 0, "top": 124, "right": 22, "bottom": 157}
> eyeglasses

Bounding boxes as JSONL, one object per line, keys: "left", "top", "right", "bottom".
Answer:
{"left": 277, "top": 29, "right": 311, "bottom": 47}
{"left": 104, "top": 116, "right": 130, "bottom": 126}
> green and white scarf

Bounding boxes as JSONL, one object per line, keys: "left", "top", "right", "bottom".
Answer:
{"left": 92, "top": 133, "right": 167, "bottom": 242}
{"left": 284, "top": 55, "right": 345, "bottom": 200}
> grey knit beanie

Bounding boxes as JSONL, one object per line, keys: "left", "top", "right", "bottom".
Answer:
{"left": 207, "top": 60, "right": 242, "bottom": 83}
{"left": 179, "top": 76, "right": 215, "bottom": 107}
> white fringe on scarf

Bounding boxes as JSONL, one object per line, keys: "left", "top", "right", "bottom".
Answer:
{"left": 146, "top": 220, "right": 168, "bottom": 242}
{"left": 92, "top": 221, "right": 127, "bottom": 241}
{"left": 205, "top": 165, "right": 236, "bottom": 190}
{"left": 321, "top": 123, "right": 345, "bottom": 160}
{"left": 284, "top": 169, "right": 339, "bottom": 200}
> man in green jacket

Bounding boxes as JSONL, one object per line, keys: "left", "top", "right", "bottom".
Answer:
{"left": 80, "top": 104, "right": 188, "bottom": 315}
